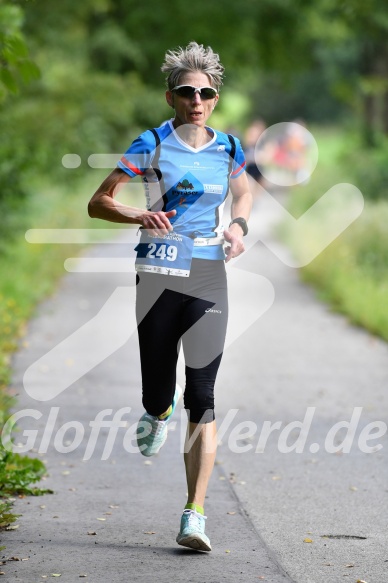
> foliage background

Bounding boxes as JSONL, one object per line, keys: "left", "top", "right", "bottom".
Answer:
{"left": 2, "top": 0, "right": 388, "bottom": 214}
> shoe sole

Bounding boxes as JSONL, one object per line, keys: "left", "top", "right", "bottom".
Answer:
{"left": 176, "top": 535, "right": 211, "bottom": 552}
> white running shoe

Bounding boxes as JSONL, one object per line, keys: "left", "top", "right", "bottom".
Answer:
{"left": 136, "top": 384, "right": 182, "bottom": 457}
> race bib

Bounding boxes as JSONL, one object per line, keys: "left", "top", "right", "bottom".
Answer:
{"left": 135, "top": 231, "right": 194, "bottom": 277}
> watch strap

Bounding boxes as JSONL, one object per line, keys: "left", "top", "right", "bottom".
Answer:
{"left": 229, "top": 217, "right": 248, "bottom": 236}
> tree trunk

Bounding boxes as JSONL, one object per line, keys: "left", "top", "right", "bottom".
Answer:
{"left": 362, "top": 93, "right": 376, "bottom": 147}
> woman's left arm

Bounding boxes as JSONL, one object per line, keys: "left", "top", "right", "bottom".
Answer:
{"left": 224, "top": 171, "right": 253, "bottom": 263}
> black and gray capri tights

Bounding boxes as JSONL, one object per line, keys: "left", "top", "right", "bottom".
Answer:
{"left": 135, "top": 259, "right": 228, "bottom": 424}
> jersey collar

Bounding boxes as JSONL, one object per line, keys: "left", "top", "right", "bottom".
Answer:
{"left": 168, "top": 119, "right": 217, "bottom": 153}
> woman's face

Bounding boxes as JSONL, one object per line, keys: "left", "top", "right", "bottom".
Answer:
{"left": 166, "top": 71, "right": 219, "bottom": 129}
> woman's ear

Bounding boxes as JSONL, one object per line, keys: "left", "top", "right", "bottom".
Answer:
{"left": 166, "top": 90, "right": 174, "bottom": 108}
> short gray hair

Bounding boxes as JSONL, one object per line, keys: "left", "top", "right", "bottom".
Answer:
{"left": 161, "top": 41, "right": 224, "bottom": 91}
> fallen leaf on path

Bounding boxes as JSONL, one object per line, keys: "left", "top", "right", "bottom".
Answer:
{"left": 51, "top": 575, "right": 61, "bottom": 578}
{"left": 96, "top": 518, "right": 106, "bottom": 521}
{"left": 345, "top": 564, "right": 354, "bottom": 567}
{"left": 349, "top": 486, "right": 358, "bottom": 491}
{"left": 227, "top": 511, "right": 236, "bottom": 515}
{"left": 79, "top": 575, "right": 87, "bottom": 578}
{"left": 109, "top": 505, "right": 119, "bottom": 509}
{"left": 144, "top": 461, "right": 152, "bottom": 465}
{"left": 87, "top": 531, "right": 97, "bottom": 535}
{"left": 5, "top": 525, "right": 19, "bottom": 530}
{"left": 356, "top": 580, "right": 368, "bottom": 583}
{"left": 143, "top": 531, "right": 156, "bottom": 535}
{"left": 303, "top": 538, "right": 313, "bottom": 543}
{"left": 104, "top": 512, "right": 112, "bottom": 515}
{"left": 61, "top": 471, "right": 70, "bottom": 476}
{"left": 40, "top": 505, "right": 46, "bottom": 509}
{"left": 225, "top": 550, "right": 230, "bottom": 553}
{"left": 0, "top": 572, "right": 5, "bottom": 575}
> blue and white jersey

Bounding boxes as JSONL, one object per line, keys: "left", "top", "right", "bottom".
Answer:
{"left": 117, "top": 119, "right": 246, "bottom": 260}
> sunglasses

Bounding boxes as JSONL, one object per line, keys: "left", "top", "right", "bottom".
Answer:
{"left": 171, "top": 85, "right": 218, "bottom": 100}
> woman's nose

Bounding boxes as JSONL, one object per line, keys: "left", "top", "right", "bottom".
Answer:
{"left": 192, "top": 91, "right": 202, "bottom": 104}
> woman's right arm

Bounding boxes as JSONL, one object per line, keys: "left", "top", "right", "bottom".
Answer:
{"left": 88, "top": 168, "right": 176, "bottom": 235}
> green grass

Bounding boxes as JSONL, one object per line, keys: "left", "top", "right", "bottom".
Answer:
{"left": 281, "top": 126, "right": 388, "bottom": 341}
{"left": 0, "top": 450, "right": 52, "bottom": 496}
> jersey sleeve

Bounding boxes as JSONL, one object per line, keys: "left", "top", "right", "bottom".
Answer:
{"left": 117, "top": 130, "right": 156, "bottom": 177}
{"left": 230, "top": 136, "right": 246, "bottom": 179}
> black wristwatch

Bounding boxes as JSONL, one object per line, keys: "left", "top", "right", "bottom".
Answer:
{"left": 229, "top": 217, "right": 248, "bottom": 236}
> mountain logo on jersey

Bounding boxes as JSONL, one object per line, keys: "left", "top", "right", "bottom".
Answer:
{"left": 167, "top": 172, "right": 204, "bottom": 213}
{"left": 176, "top": 179, "right": 194, "bottom": 190}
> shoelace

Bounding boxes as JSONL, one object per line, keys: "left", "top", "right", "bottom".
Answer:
{"left": 185, "top": 510, "right": 207, "bottom": 527}
{"left": 148, "top": 416, "right": 166, "bottom": 437}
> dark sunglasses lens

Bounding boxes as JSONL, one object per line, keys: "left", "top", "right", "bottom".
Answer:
{"left": 175, "top": 86, "right": 195, "bottom": 98}
{"left": 200, "top": 88, "right": 217, "bottom": 99}
{"left": 174, "top": 86, "right": 217, "bottom": 99}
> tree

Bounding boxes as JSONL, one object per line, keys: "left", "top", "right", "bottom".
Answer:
{"left": 0, "top": 2, "right": 39, "bottom": 102}
{"left": 304, "top": 0, "right": 388, "bottom": 145}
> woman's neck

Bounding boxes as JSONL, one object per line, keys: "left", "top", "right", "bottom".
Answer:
{"left": 172, "top": 120, "right": 211, "bottom": 148}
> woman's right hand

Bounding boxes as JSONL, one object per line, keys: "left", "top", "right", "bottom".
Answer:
{"left": 140, "top": 209, "right": 177, "bottom": 236}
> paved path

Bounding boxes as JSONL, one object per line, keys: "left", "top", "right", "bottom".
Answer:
{"left": 3, "top": 191, "right": 388, "bottom": 583}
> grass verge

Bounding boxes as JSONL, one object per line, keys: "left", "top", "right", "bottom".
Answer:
{"left": 280, "top": 126, "right": 388, "bottom": 341}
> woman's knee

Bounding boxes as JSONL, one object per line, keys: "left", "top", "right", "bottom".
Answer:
{"left": 184, "top": 377, "right": 215, "bottom": 423}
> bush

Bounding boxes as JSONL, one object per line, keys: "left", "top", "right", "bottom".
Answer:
{"left": 339, "top": 134, "right": 388, "bottom": 201}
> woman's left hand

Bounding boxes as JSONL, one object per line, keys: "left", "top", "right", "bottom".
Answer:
{"left": 223, "top": 225, "right": 245, "bottom": 262}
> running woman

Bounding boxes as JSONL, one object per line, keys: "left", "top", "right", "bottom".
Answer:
{"left": 88, "top": 41, "right": 252, "bottom": 552}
